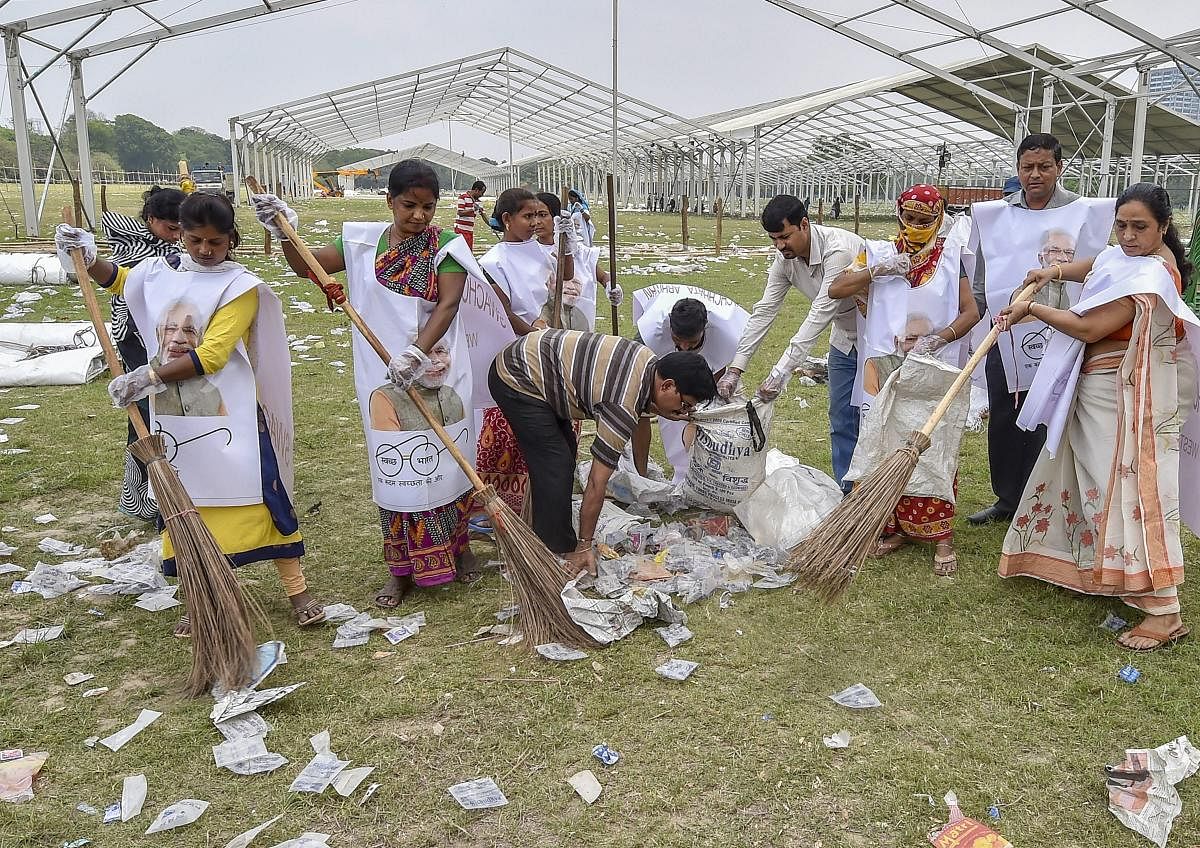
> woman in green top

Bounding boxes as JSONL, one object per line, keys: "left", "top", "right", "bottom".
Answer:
{"left": 254, "top": 160, "right": 477, "bottom": 607}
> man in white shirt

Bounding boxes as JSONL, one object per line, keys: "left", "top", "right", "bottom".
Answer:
{"left": 718, "top": 195, "right": 864, "bottom": 491}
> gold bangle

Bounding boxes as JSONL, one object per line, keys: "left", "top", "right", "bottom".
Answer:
{"left": 944, "top": 325, "right": 958, "bottom": 341}
{"left": 1055, "top": 265, "right": 1063, "bottom": 280}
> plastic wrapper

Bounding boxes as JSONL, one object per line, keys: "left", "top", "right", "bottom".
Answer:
{"left": 0, "top": 751, "right": 48, "bottom": 802}
{"left": 735, "top": 463, "right": 842, "bottom": 550}
{"left": 576, "top": 450, "right": 678, "bottom": 506}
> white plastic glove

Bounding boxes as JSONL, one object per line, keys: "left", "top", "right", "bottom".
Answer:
{"left": 911, "top": 334, "right": 948, "bottom": 356}
{"left": 715, "top": 369, "right": 741, "bottom": 401}
{"left": 756, "top": 364, "right": 790, "bottom": 401}
{"left": 55, "top": 224, "right": 97, "bottom": 271}
{"left": 868, "top": 253, "right": 912, "bottom": 280}
{"left": 251, "top": 193, "right": 298, "bottom": 240}
{"left": 607, "top": 282, "right": 624, "bottom": 306}
{"left": 387, "top": 344, "right": 431, "bottom": 390}
{"left": 552, "top": 212, "right": 577, "bottom": 254}
{"left": 107, "top": 365, "right": 165, "bottom": 408}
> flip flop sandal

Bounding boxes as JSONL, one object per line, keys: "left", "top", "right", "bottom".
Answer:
{"left": 173, "top": 614, "right": 191, "bottom": 639}
{"left": 468, "top": 516, "right": 495, "bottom": 537}
{"left": 933, "top": 551, "right": 958, "bottom": 576}
{"left": 870, "top": 535, "right": 907, "bottom": 558}
{"left": 1118, "top": 623, "right": 1191, "bottom": 652}
{"left": 294, "top": 600, "right": 326, "bottom": 627}
{"left": 374, "top": 588, "right": 402, "bottom": 609}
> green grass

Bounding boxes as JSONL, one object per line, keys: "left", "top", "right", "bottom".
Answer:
{"left": 1, "top": 183, "right": 1198, "bottom": 847}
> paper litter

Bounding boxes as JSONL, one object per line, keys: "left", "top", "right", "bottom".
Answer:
{"left": 211, "top": 683, "right": 305, "bottom": 724}
{"left": 535, "top": 642, "right": 589, "bottom": 661}
{"left": 32, "top": 513, "right": 55, "bottom": 524}
{"left": 822, "top": 730, "right": 851, "bottom": 750}
{"left": 99, "top": 709, "right": 161, "bottom": 751}
{"left": 144, "top": 799, "right": 209, "bottom": 834}
{"left": 222, "top": 813, "right": 284, "bottom": 848}
{"left": 332, "top": 766, "right": 376, "bottom": 797}
{"left": 655, "top": 659, "right": 699, "bottom": 681}
{"left": 829, "top": 683, "right": 882, "bottom": 709}
{"left": 359, "top": 782, "right": 381, "bottom": 806}
{"left": 0, "top": 543, "right": 17, "bottom": 557}
{"left": 63, "top": 672, "right": 94, "bottom": 686}
{"left": 448, "top": 777, "right": 508, "bottom": 810}
{"left": 82, "top": 688, "right": 108, "bottom": 698}
{"left": 568, "top": 770, "right": 603, "bottom": 804}
{"left": 1107, "top": 735, "right": 1200, "bottom": 848}
{"left": 289, "top": 754, "right": 349, "bottom": 794}
{"left": 1, "top": 625, "right": 64, "bottom": 648}
{"left": 0, "top": 751, "right": 49, "bottom": 802}
{"left": 121, "top": 774, "right": 146, "bottom": 822}
{"left": 655, "top": 623, "right": 693, "bottom": 647}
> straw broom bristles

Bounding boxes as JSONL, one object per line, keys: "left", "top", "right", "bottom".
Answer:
{"left": 786, "top": 431, "right": 930, "bottom": 602}
{"left": 129, "top": 436, "right": 263, "bottom": 696}
{"left": 244, "top": 178, "right": 595, "bottom": 649}
{"left": 477, "top": 485, "right": 595, "bottom": 648}
{"left": 62, "top": 208, "right": 261, "bottom": 698}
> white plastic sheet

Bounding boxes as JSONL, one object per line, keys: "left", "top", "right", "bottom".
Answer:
{"left": 735, "top": 462, "right": 842, "bottom": 550}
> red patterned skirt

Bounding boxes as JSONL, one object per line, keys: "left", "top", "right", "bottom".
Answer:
{"left": 884, "top": 478, "right": 957, "bottom": 542}
{"left": 379, "top": 492, "right": 472, "bottom": 587}
{"left": 476, "top": 406, "right": 530, "bottom": 513}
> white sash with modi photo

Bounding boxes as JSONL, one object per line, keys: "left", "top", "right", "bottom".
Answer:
{"left": 971, "top": 197, "right": 1115, "bottom": 392}
{"left": 632, "top": 283, "right": 750, "bottom": 481}
{"left": 343, "top": 222, "right": 475, "bottom": 513}
{"left": 854, "top": 214, "right": 972, "bottom": 410}
{"left": 125, "top": 258, "right": 280, "bottom": 506}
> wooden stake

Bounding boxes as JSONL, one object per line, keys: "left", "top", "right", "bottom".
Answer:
{"left": 681, "top": 194, "right": 689, "bottom": 248}
{"left": 714, "top": 197, "right": 724, "bottom": 255}
{"left": 854, "top": 194, "right": 861, "bottom": 234}
{"left": 551, "top": 186, "right": 568, "bottom": 329}
{"left": 816, "top": 198, "right": 824, "bottom": 224}
{"left": 100, "top": 182, "right": 108, "bottom": 215}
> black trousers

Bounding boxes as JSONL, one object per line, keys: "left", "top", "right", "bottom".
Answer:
{"left": 985, "top": 346, "right": 1047, "bottom": 513}
{"left": 489, "top": 363, "right": 579, "bottom": 554}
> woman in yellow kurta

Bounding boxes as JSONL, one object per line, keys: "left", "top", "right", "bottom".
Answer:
{"left": 56, "top": 193, "right": 324, "bottom": 636}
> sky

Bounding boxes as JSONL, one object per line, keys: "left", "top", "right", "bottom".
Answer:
{"left": 4, "top": 0, "right": 1196, "bottom": 161}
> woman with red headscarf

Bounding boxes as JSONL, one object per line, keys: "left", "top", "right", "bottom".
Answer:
{"left": 830, "top": 184, "right": 980, "bottom": 575}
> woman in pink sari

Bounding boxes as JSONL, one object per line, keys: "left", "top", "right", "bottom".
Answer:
{"left": 997, "top": 183, "right": 1197, "bottom": 651}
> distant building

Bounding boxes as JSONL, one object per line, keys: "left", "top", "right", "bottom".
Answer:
{"left": 1148, "top": 67, "right": 1200, "bottom": 121}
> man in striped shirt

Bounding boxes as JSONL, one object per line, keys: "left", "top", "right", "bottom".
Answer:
{"left": 454, "top": 181, "right": 487, "bottom": 248}
{"left": 490, "top": 329, "right": 717, "bottom": 573}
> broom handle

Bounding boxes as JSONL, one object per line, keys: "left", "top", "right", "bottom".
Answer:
{"left": 62, "top": 207, "right": 152, "bottom": 440}
{"left": 918, "top": 283, "right": 1040, "bottom": 438}
{"left": 551, "top": 186, "right": 568, "bottom": 329}
{"left": 606, "top": 174, "right": 620, "bottom": 333}
{"left": 244, "top": 177, "right": 490, "bottom": 494}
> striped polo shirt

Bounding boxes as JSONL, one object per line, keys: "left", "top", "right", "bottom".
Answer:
{"left": 495, "top": 330, "right": 657, "bottom": 469}
{"left": 455, "top": 191, "right": 480, "bottom": 235}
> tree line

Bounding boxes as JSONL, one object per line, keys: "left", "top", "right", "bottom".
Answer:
{"left": 0, "top": 112, "right": 390, "bottom": 176}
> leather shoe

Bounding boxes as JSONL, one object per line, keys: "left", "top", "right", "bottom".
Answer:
{"left": 967, "top": 505, "right": 1015, "bottom": 526}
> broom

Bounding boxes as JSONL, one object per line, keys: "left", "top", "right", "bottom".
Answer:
{"left": 787, "top": 283, "right": 1041, "bottom": 602}
{"left": 245, "top": 178, "right": 595, "bottom": 648}
{"left": 62, "top": 208, "right": 260, "bottom": 696}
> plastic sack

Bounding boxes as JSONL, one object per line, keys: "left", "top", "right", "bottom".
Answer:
{"left": 735, "top": 464, "right": 842, "bottom": 550}
{"left": 681, "top": 398, "right": 774, "bottom": 512}
{"left": 0, "top": 322, "right": 105, "bottom": 387}
{"left": 576, "top": 449, "right": 676, "bottom": 506}
{"left": 0, "top": 252, "right": 67, "bottom": 286}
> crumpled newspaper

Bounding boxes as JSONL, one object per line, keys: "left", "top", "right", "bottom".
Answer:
{"left": 1107, "top": 735, "right": 1200, "bottom": 848}
{"left": 561, "top": 575, "right": 686, "bottom": 645}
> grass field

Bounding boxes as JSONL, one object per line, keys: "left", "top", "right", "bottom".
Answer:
{"left": 1, "top": 183, "right": 1198, "bottom": 847}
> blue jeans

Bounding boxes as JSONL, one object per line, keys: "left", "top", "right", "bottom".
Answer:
{"left": 827, "top": 345, "right": 861, "bottom": 493}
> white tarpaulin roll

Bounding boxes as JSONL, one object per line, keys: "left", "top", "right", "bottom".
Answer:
{"left": 0, "top": 253, "right": 68, "bottom": 286}
{"left": 0, "top": 321, "right": 105, "bottom": 386}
